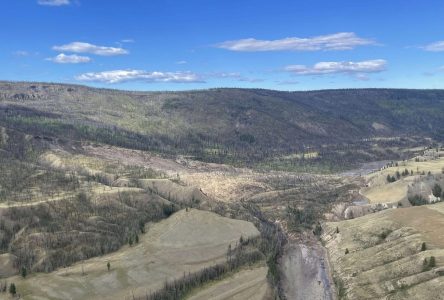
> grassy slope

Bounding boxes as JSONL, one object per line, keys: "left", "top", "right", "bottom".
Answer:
{"left": 323, "top": 204, "right": 444, "bottom": 300}
{"left": 8, "top": 209, "right": 261, "bottom": 300}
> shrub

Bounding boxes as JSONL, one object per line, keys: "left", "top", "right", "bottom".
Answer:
{"left": 408, "top": 195, "right": 427, "bottom": 206}
{"left": 432, "top": 184, "right": 442, "bottom": 198}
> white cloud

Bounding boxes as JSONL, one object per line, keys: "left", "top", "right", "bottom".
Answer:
{"left": 121, "top": 39, "right": 135, "bottom": 43}
{"left": 238, "top": 77, "right": 264, "bottom": 83}
{"left": 76, "top": 69, "right": 203, "bottom": 83}
{"left": 276, "top": 80, "right": 299, "bottom": 85}
{"left": 13, "top": 51, "right": 30, "bottom": 57}
{"left": 284, "top": 59, "right": 387, "bottom": 75}
{"left": 46, "top": 53, "right": 91, "bottom": 64}
{"left": 209, "top": 72, "right": 242, "bottom": 78}
{"left": 216, "top": 32, "right": 376, "bottom": 52}
{"left": 208, "top": 72, "right": 262, "bottom": 82}
{"left": 53, "top": 42, "right": 128, "bottom": 56}
{"left": 38, "top": 0, "right": 70, "bottom": 6}
{"left": 176, "top": 60, "right": 188, "bottom": 65}
{"left": 423, "top": 41, "right": 444, "bottom": 52}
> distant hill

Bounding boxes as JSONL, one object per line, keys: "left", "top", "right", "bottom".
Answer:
{"left": 0, "top": 81, "right": 443, "bottom": 167}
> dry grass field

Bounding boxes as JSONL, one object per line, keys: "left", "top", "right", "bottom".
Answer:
{"left": 361, "top": 157, "right": 444, "bottom": 204}
{"left": 5, "top": 209, "right": 261, "bottom": 300}
{"left": 323, "top": 203, "right": 444, "bottom": 299}
{"left": 187, "top": 266, "right": 271, "bottom": 300}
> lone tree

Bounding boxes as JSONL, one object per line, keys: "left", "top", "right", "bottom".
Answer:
{"left": 21, "top": 266, "right": 27, "bottom": 278}
{"left": 9, "top": 283, "right": 16, "bottom": 296}
{"left": 421, "top": 242, "right": 427, "bottom": 251}
{"left": 345, "top": 248, "right": 349, "bottom": 255}
{"left": 336, "top": 227, "right": 340, "bottom": 234}
{"left": 107, "top": 262, "right": 110, "bottom": 271}
{"left": 429, "top": 256, "right": 436, "bottom": 268}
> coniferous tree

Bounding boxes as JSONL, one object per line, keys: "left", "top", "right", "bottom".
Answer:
{"left": 9, "top": 283, "right": 16, "bottom": 296}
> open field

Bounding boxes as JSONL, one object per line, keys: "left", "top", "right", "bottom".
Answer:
{"left": 323, "top": 203, "right": 444, "bottom": 299}
{"left": 361, "top": 157, "right": 444, "bottom": 204}
{"left": 5, "top": 209, "right": 261, "bottom": 300}
{"left": 187, "top": 266, "right": 270, "bottom": 300}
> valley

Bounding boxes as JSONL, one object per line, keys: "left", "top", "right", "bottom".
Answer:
{"left": 0, "top": 82, "right": 444, "bottom": 299}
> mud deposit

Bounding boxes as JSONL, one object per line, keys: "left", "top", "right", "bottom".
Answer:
{"left": 280, "top": 242, "right": 335, "bottom": 300}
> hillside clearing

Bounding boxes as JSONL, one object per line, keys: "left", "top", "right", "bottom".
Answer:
{"left": 361, "top": 157, "right": 444, "bottom": 204}
{"left": 187, "top": 266, "right": 270, "bottom": 300}
{"left": 7, "top": 209, "right": 260, "bottom": 300}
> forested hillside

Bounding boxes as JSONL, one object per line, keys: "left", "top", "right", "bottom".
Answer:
{"left": 1, "top": 82, "right": 443, "bottom": 169}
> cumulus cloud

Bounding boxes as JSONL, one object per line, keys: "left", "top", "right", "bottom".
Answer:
{"left": 216, "top": 32, "right": 376, "bottom": 52}
{"left": 38, "top": 0, "right": 70, "bottom": 6}
{"left": 46, "top": 53, "right": 91, "bottom": 64}
{"left": 53, "top": 42, "right": 128, "bottom": 56}
{"left": 284, "top": 59, "right": 387, "bottom": 76}
{"left": 76, "top": 69, "right": 203, "bottom": 83}
{"left": 423, "top": 41, "right": 444, "bottom": 52}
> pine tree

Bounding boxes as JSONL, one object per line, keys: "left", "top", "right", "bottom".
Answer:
{"left": 21, "top": 266, "right": 27, "bottom": 278}
{"left": 107, "top": 262, "right": 110, "bottom": 271}
{"left": 429, "top": 256, "right": 436, "bottom": 268}
{"left": 421, "top": 242, "right": 427, "bottom": 251}
{"left": 9, "top": 283, "right": 16, "bottom": 296}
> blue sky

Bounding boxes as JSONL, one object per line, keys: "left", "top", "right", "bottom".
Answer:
{"left": 1, "top": 0, "right": 443, "bottom": 91}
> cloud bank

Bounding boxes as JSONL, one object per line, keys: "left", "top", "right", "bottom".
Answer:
{"left": 38, "top": 0, "right": 70, "bottom": 6}
{"left": 423, "top": 41, "right": 444, "bottom": 52}
{"left": 53, "top": 42, "right": 128, "bottom": 56}
{"left": 47, "top": 53, "right": 91, "bottom": 64}
{"left": 216, "top": 32, "right": 376, "bottom": 52}
{"left": 76, "top": 70, "right": 202, "bottom": 83}
{"left": 284, "top": 59, "right": 387, "bottom": 75}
